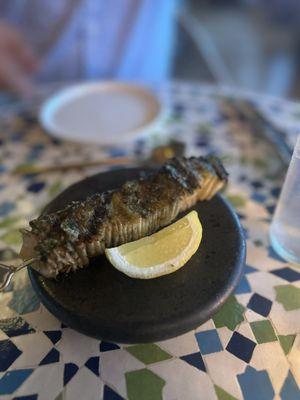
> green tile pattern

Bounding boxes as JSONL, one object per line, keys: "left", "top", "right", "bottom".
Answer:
{"left": 215, "top": 385, "right": 238, "bottom": 400}
{"left": 126, "top": 369, "right": 165, "bottom": 400}
{"left": 55, "top": 392, "right": 64, "bottom": 400}
{"left": 0, "top": 82, "right": 299, "bottom": 400}
{"left": 278, "top": 335, "right": 296, "bottom": 355}
{"left": 1, "top": 230, "right": 22, "bottom": 246}
{"left": 126, "top": 344, "right": 172, "bottom": 365}
{"left": 213, "top": 296, "right": 245, "bottom": 330}
{"left": 226, "top": 195, "right": 246, "bottom": 208}
{"left": 275, "top": 285, "right": 300, "bottom": 311}
{"left": 48, "top": 181, "right": 63, "bottom": 197}
{"left": 250, "top": 320, "right": 277, "bottom": 344}
{"left": 0, "top": 216, "right": 20, "bottom": 229}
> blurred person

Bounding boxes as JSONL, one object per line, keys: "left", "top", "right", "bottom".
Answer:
{"left": 0, "top": 0, "right": 178, "bottom": 95}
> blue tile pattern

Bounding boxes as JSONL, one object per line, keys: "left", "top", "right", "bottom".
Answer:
{"left": 0, "top": 340, "right": 22, "bottom": 371}
{"left": 39, "top": 348, "right": 60, "bottom": 365}
{"left": 26, "top": 182, "right": 46, "bottom": 193}
{"left": 195, "top": 330, "right": 223, "bottom": 355}
{"left": 27, "top": 144, "right": 45, "bottom": 161}
{"left": 238, "top": 366, "right": 275, "bottom": 400}
{"left": 266, "top": 205, "right": 276, "bottom": 215}
{"left": 103, "top": 385, "right": 125, "bottom": 400}
{"left": 63, "top": 363, "right": 79, "bottom": 386}
{"left": 247, "top": 293, "right": 272, "bottom": 317}
{"left": 270, "top": 187, "right": 281, "bottom": 198}
{"left": 0, "top": 82, "right": 299, "bottom": 398}
{"left": 226, "top": 332, "right": 256, "bottom": 363}
{"left": 43, "top": 330, "right": 62, "bottom": 345}
{"left": 85, "top": 356, "right": 100, "bottom": 376}
{"left": 244, "top": 264, "right": 257, "bottom": 274}
{"left": 271, "top": 267, "right": 300, "bottom": 282}
{"left": 0, "top": 369, "right": 33, "bottom": 395}
{"left": 100, "top": 342, "right": 120, "bottom": 352}
{"left": 280, "top": 371, "right": 300, "bottom": 400}
{"left": 268, "top": 246, "right": 287, "bottom": 263}
{"left": 180, "top": 352, "right": 206, "bottom": 372}
{"left": 234, "top": 275, "right": 252, "bottom": 294}
{"left": 0, "top": 201, "right": 15, "bottom": 217}
{"left": 250, "top": 180, "right": 264, "bottom": 189}
{"left": 251, "top": 193, "right": 266, "bottom": 203}
{"left": 0, "top": 317, "right": 35, "bottom": 337}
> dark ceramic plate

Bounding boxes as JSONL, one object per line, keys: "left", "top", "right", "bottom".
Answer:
{"left": 29, "top": 168, "right": 246, "bottom": 343}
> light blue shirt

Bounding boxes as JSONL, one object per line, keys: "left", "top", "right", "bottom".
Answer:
{"left": 0, "top": 0, "right": 178, "bottom": 83}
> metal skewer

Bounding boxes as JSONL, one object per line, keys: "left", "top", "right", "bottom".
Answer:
{"left": 0, "top": 259, "right": 36, "bottom": 292}
{"left": 11, "top": 141, "right": 186, "bottom": 176}
{"left": 0, "top": 141, "right": 186, "bottom": 291}
{"left": 12, "top": 156, "right": 134, "bottom": 175}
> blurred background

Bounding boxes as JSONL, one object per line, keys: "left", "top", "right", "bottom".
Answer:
{"left": 175, "top": 0, "right": 300, "bottom": 99}
{"left": 1, "top": 0, "right": 300, "bottom": 99}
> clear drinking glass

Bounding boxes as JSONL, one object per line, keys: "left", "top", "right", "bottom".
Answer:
{"left": 270, "top": 135, "right": 300, "bottom": 265}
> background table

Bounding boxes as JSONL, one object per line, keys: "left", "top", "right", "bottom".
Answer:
{"left": 0, "top": 82, "right": 299, "bottom": 400}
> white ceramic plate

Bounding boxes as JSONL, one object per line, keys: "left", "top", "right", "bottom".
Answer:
{"left": 39, "top": 81, "right": 162, "bottom": 145}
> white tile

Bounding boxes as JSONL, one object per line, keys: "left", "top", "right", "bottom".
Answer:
{"left": 269, "top": 302, "right": 300, "bottom": 335}
{"left": 204, "top": 351, "right": 246, "bottom": 399}
{"left": 251, "top": 342, "right": 289, "bottom": 395}
{"left": 150, "top": 358, "right": 217, "bottom": 400}
{"left": 0, "top": 395, "right": 13, "bottom": 400}
{"left": 65, "top": 367, "right": 103, "bottom": 400}
{"left": 158, "top": 330, "right": 199, "bottom": 357}
{"left": 244, "top": 200, "right": 269, "bottom": 220}
{"left": 243, "top": 220, "right": 269, "bottom": 246}
{"left": 237, "top": 323, "right": 256, "bottom": 342}
{"left": 13, "top": 363, "right": 64, "bottom": 400}
{"left": 0, "top": 330, "right": 8, "bottom": 340}
{"left": 235, "top": 293, "right": 252, "bottom": 308}
{"left": 246, "top": 242, "right": 284, "bottom": 272}
{"left": 195, "top": 319, "right": 215, "bottom": 332}
{"left": 217, "top": 327, "right": 232, "bottom": 348}
{"left": 16, "top": 199, "right": 35, "bottom": 217}
{"left": 101, "top": 349, "right": 144, "bottom": 398}
{"left": 23, "top": 305, "right": 61, "bottom": 331}
{"left": 57, "top": 328, "right": 99, "bottom": 367}
{"left": 10, "top": 332, "right": 53, "bottom": 369}
{"left": 0, "top": 292, "right": 15, "bottom": 319}
{"left": 247, "top": 272, "right": 283, "bottom": 300}
{"left": 244, "top": 309, "right": 265, "bottom": 323}
{"left": 0, "top": 305, "right": 16, "bottom": 319}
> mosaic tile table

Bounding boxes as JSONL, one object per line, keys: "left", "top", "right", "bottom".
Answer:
{"left": 0, "top": 82, "right": 299, "bottom": 400}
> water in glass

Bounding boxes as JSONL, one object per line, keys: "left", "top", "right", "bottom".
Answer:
{"left": 270, "top": 135, "right": 300, "bottom": 265}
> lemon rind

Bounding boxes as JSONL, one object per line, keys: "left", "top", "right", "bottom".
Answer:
{"left": 105, "top": 211, "right": 202, "bottom": 279}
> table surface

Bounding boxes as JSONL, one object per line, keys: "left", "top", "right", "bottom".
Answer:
{"left": 0, "top": 82, "right": 299, "bottom": 400}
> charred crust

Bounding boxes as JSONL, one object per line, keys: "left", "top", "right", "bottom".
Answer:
{"left": 206, "top": 155, "right": 229, "bottom": 181}
{"left": 26, "top": 155, "right": 228, "bottom": 274}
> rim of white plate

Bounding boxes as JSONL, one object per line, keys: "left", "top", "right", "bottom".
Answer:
{"left": 39, "top": 81, "right": 163, "bottom": 145}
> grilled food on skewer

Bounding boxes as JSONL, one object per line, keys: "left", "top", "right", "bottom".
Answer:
{"left": 20, "top": 156, "right": 228, "bottom": 278}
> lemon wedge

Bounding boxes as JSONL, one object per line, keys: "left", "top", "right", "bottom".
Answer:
{"left": 105, "top": 210, "right": 202, "bottom": 279}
